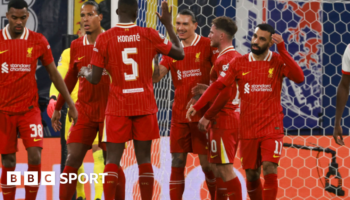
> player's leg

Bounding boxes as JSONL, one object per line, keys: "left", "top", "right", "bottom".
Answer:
{"left": 169, "top": 122, "right": 192, "bottom": 200}
{"left": 260, "top": 134, "right": 283, "bottom": 200}
{"left": 241, "top": 139, "right": 263, "bottom": 200}
{"left": 18, "top": 108, "right": 44, "bottom": 200}
{"left": 190, "top": 123, "right": 216, "bottom": 199}
{"left": 0, "top": 112, "right": 18, "bottom": 200}
{"left": 102, "top": 115, "right": 131, "bottom": 200}
{"left": 210, "top": 127, "right": 241, "bottom": 200}
{"left": 1, "top": 153, "right": 17, "bottom": 200}
{"left": 76, "top": 164, "right": 86, "bottom": 200}
{"left": 59, "top": 115, "right": 100, "bottom": 200}
{"left": 132, "top": 114, "right": 160, "bottom": 200}
{"left": 115, "top": 166, "right": 125, "bottom": 200}
{"left": 104, "top": 142, "right": 125, "bottom": 200}
{"left": 92, "top": 142, "right": 104, "bottom": 200}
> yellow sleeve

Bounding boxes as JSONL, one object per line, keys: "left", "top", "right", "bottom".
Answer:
{"left": 49, "top": 48, "right": 70, "bottom": 98}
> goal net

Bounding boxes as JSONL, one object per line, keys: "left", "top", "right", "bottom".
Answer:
{"left": 119, "top": 0, "right": 350, "bottom": 199}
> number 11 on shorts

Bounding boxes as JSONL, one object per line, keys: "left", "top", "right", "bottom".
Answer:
{"left": 273, "top": 140, "right": 283, "bottom": 156}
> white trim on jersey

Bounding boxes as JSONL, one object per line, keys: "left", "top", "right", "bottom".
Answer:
{"left": 249, "top": 50, "right": 272, "bottom": 62}
{"left": 181, "top": 34, "right": 201, "bottom": 47}
{"left": 115, "top": 23, "right": 137, "bottom": 28}
{"left": 217, "top": 46, "right": 235, "bottom": 58}
{"left": 83, "top": 30, "right": 105, "bottom": 46}
{"left": 2, "top": 25, "right": 29, "bottom": 40}
{"left": 342, "top": 44, "right": 350, "bottom": 74}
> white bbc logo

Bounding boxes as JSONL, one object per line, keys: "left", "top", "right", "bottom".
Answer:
{"left": 7, "top": 171, "right": 55, "bottom": 185}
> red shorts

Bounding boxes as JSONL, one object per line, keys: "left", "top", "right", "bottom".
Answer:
{"left": 0, "top": 107, "right": 43, "bottom": 154}
{"left": 240, "top": 133, "right": 284, "bottom": 169}
{"left": 170, "top": 122, "right": 207, "bottom": 155}
{"left": 208, "top": 127, "right": 239, "bottom": 164}
{"left": 103, "top": 113, "right": 160, "bottom": 143}
{"left": 67, "top": 113, "right": 106, "bottom": 150}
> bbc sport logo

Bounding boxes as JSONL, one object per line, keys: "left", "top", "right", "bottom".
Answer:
{"left": 7, "top": 171, "right": 107, "bottom": 185}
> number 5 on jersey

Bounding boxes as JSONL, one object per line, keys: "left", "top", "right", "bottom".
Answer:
{"left": 123, "top": 48, "right": 138, "bottom": 81}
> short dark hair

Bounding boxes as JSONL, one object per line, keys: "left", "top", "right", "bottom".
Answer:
{"left": 256, "top": 24, "right": 275, "bottom": 36}
{"left": 82, "top": 1, "right": 101, "bottom": 15}
{"left": 212, "top": 17, "right": 237, "bottom": 39}
{"left": 178, "top": 9, "right": 197, "bottom": 23}
{"left": 8, "top": 0, "right": 28, "bottom": 11}
{"left": 118, "top": 0, "right": 138, "bottom": 7}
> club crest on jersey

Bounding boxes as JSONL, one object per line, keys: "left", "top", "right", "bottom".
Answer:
{"left": 195, "top": 52, "right": 201, "bottom": 62}
{"left": 268, "top": 68, "right": 274, "bottom": 78}
{"left": 222, "top": 64, "right": 229, "bottom": 71}
{"left": 27, "top": 47, "right": 33, "bottom": 57}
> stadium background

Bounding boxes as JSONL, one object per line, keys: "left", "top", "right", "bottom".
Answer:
{"left": 0, "top": 0, "right": 349, "bottom": 199}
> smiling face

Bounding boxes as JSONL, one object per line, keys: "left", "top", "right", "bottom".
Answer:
{"left": 250, "top": 27, "right": 273, "bottom": 55}
{"left": 6, "top": 7, "right": 29, "bottom": 35}
{"left": 80, "top": 4, "right": 102, "bottom": 34}
{"left": 175, "top": 14, "right": 197, "bottom": 40}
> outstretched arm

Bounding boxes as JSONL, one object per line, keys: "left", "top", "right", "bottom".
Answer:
{"left": 156, "top": 1, "right": 184, "bottom": 60}
{"left": 273, "top": 34, "right": 304, "bottom": 84}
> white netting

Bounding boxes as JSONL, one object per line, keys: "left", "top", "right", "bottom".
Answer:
{"left": 119, "top": 0, "right": 350, "bottom": 199}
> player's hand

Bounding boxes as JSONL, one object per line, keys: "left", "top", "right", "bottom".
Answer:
{"left": 77, "top": 66, "right": 90, "bottom": 78}
{"left": 154, "top": 54, "right": 160, "bottom": 65}
{"left": 51, "top": 110, "right": 62, "bottom": 132}
{"left": 47, "top": 98, "right": 57, "bottom": 118}
{"left": 272, "top": 34, "right": 284, "bottom": 44}
{"left": 198, "top": 117, "right": 210, "bottom": 132}
{"left": 192, "top": 83, "right": 209, "bottom": 96}
{"left": 186, "top": 98, "right": 197, "bottom": 110}
{"left": 156, "top": 1, "right": 172, "bottom": 26}
{"left": 68, "top": 106, "right": 78, "bottom": 126}
{"left": 333, "top": 124, "right": 344, "bottom": 146}
{"left": 186, "top": 105, "right": 197, "bottom": 121}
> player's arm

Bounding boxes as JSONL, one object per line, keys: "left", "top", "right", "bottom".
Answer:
{"left": 333, "top": 46, "right": 350, "bottom": 146}
{"left": 197, "top": 86, "right": 232, "bottom": 131}
{"left": 186, "top": 80, "right": 226, "bottom": 121}
{"left": 273, "top": 34, "right": 304, "bottom": 84}
{"left": 78, "top": 65, "right": 104, "bottom": 85}
{"left": 55, "top": 66, "right": 79, "bottom": 111}
{"left": 153, "top": 54, "right": 169, "bottom": 83}
{"left": 45, "top": 62, "right": 78, "bottom": 130}
{"left": 156, "top": 1, "right": 184, "bottom": 60}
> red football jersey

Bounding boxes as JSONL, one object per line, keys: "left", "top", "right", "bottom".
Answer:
{"left": 56, "top": 35, "right": 110, "bottom": 122}
{"left": 160, "top": 34, "right": 218, "bottom": 123}
{"left": 91, "top": 23, "right": 172, "bottom": 116}
{"left": 218, "top": 51, "right": 287, "bottom": 139}
{"left": 0, "top": 26, "right": 54, "bottom": 114}
{"left": 209, "top": 46, "right": 241, "bottom": 129}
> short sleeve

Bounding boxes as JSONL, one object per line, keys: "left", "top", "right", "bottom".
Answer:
{"left": 217, "top": 59, "right": 237, "bottom": 87}
{"left": 159, "top": 55, "right": 172, "bottom": 70}
{"left": 149, "top": 28, "right": 172, "bottom": 55}
{"left": 39, "top": 35, "right": 54, "bottom": 66}
{"left": 91, "top": 34, "right": 107, "bottom": 69}
{"left": 342, "top": 45, "right": 350, "bottom": 75}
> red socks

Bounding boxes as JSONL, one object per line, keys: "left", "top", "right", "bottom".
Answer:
{"left": 216, "top": 178, "right": 227, "bottom": 200}
{"left": 247, "top": 178, "right": 263, "bottom": 200}
{"left": 25, "top": 164, "right": 41, "bottom": 200}
{"left": 1, "top": 166, "right": 16, "bottom": 200}
{"left": 59, "top": 165, "right": 78, "bottom": 200}
{"left": 225, "top": 177, "right": 242, "bottom": 200}
{"left": 204, "top": 170, "right": 216, "bottom": 200}
{"left": 103, "top": 163, "right": 119, "bottom": 200}
{"left": 138, "top": 163, "right": 154, "bottom": 200}
{"left": 263, "top": 174, "right": 278, "bottom": 200}
{"left": 115, "top": 167, "right": 125, "bottom": 200}
{"left": 169, "top": 167, "right": 185, "bottom": 200}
